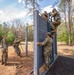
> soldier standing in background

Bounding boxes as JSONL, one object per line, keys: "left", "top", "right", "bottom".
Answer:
{"left": 13, "top": 38, "right": 22, "bottom": 57}
{"left": 37, "top": 32, "right": 53, "bottom": 71}
{"left": 50, "top": 8, "right": 61, "bottom": 36}
{"left": 1, "top": 35, "right": 8, "bottom": 65}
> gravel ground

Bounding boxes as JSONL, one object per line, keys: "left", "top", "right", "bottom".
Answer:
{"left": 46, "top": 56, "right": 74, "bottom": 75}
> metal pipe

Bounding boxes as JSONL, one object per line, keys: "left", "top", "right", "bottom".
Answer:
{"left": 26, "top": 25, "right": 34, "bottom": 27}
{"left": 25, "top": 27, "right": 28, "bottom": 56}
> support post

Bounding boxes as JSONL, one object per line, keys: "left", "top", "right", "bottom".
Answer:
{"left": 25, "top": 27, "right": 28, "bottom": 56}
{"left": 34, "top": 10, "right": 39, "bottom": 75}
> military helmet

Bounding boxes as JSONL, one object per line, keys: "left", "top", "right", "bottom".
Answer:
{"left": 46, "top": 32, "right": 51, "bottom": 35}
{"left": 52, "top": 8, "right": 56, "bottom": 12}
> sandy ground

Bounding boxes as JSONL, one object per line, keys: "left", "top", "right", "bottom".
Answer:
{"left": 57, "top": 43, "right": 74, "bottom": 57}
{"left": 0, "top": 42, "right": 74, "bottom": 75}
{"left": 0, "top": 42, "right": 34, "bottom": 75}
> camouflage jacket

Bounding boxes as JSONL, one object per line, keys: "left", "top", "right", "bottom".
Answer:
{"left": 1, "top": 38, "right": 8, "bottom": 50}
{"left": 39, "top": 37, "right": 53, "bottom": 52}
{"left": 50, "top": 11, "right": 61, "bottom": 21}
{"left": 13, "top": 39, "right": 22, "bottom": 47}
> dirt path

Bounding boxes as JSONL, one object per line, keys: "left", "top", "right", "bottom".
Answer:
{"left": 0, "top": 44, "right": 34, "bottom": 75}
{"left": 0, "top": 43, "right": 74, "bottom": 75}
{"left": 57, "top": 43, "right": 74, "bottom": 57}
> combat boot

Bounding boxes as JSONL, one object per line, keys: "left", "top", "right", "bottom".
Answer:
{"left": 39, "top": 64, "right": 45, "bottom": 75}
{"left": 1, "top": 55, "right": 4, "bottom": 65}
{"left": 1, "top": 62, "right": 4, "bottom": 65}
{"left": 19, "top": 54, "right": 22, "bottom": 58}
{"left": 44, "top": 66, "right": 49, "bottom": 70}
{"left": 4, "top": 62, "right": 7, "bottom": 66}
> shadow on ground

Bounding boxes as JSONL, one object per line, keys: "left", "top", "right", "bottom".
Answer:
{"left": 0, "top": 51, "right": 34, "bottom": 75}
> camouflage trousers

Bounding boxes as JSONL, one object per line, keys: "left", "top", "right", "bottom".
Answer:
{"left": 50, "top": 20, "right": 61, "bottom": 30}
{"left": 43, "top": 49, "right": 52, "bottom": 68}
{"left": 2, "top": 50, "right": 8, "bottom": 65}
{"left": 14, "top": 46, "right": 21, "bottom": 56}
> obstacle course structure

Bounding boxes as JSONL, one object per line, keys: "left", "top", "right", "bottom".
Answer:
{"left": 34, "top": 10, "right": 57, "bottom": 75}
{"left": 25, "top": 25, "right": 34, "bottom": 56}
{"left": 25, "top": 10, "right": 57, "bottom": 75}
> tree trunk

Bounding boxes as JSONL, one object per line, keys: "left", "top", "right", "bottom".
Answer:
{"left": 68, "top": 0, "right": 72, "bottom": 46}
{"left": 64, "top": 3, "right": 67, "bottom": 26}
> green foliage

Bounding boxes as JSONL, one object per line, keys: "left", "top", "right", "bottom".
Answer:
{"left": 71, "top": 25, "right": 74, "bottom": 44}
{"left": 57, "top": 30, "right": 69, "bottom": 44}
{"left": 57, "top": 28, "right": 74, "bottom": 45}
{"left": 0, "top": 20, "right": 26, "bottom": 45}
{"left": 0, "top": 32, "right": 3, "bottom": 42}
{"left": 71, "top": 34, "right": 74, "bottom": 44}
{"left": 0, "top": 24, "right": 3, "bottom": 41}
{"left": 6, "top": 31, "right": 15, "bottom": 44}
{"left": 28, "top": 26, "right": 33, "bottom": 41}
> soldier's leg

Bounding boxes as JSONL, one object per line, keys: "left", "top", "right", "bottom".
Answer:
{"left": 43, "top": 52, "right": 49, "bottom": 70}
{"left": 17, "top": 47, "right": 21, "bottom": 57}
{"left": 14, "top": 47, "right": 19, "bottom": 56}
{"left": 48, "top": 51, "right": 52, "bottom": 68}
{"left": 52, "top": 20, "right": 61, "bottom": 29}
{"left": 50, "top": 22, "right": 56, "bottom": 38}
{"left": 2, "top": 50, "right": 7, "bottom": 66}
{"left": 51, "top": 20, "right": 61, "bottom": 35}
{"left": 50, "top": 22, "right": 55, "bottom": 30}
{"left": 14, "top": 47, "right": 21, "bottom": 57}
{"left": 5, "top": 50, "right": 8, "bottom": 64}
{"left": 44, "top": 50, "right": 52, "bottom": 70}
{"left": 1, "top": 51, "right": 4, "bottom": 65}
{"left": 14, "top": 47, "right": 18, "bottom": 55}
{"left": 5, "top": 50, "right": 8, "bottom": 60}
{"left": 39, "top": 52, "right": 49, "bottom": 74}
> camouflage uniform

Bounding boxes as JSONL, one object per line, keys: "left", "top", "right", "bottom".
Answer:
{"left": 1, "top": 37, "right": 8, "bottom": 65}
{"left": 39, "top": 33, "right": 53, "bottom": 69}
{"left": 13, "top": 38, "right": 21, "bottom": 57}
{"left": 50, "top": 8, "right": 61, "bottom": 31}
